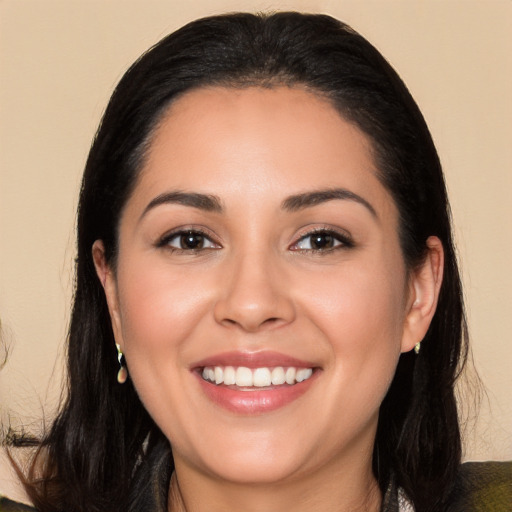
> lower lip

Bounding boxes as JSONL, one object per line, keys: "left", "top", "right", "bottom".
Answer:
{"left": 195, "top": 371, "right": 318, "bottom": 414}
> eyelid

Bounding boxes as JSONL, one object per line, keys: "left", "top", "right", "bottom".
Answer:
{"left": 156, "top": 225, "right": 222, "bottom": 250}
{"left": 289, "top": 226, "right": 354, "bottom": 251}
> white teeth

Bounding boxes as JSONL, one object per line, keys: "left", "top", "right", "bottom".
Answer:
{"left": 223, "top": 366, "right": 236, "bottom": 385}
{"left": 235, "top": 367, "right": 253, "bottom": 387}
{"left": 214, "top": 367, "right": 223, "bottom": 385}
{"left": 253, "top": 368, "right": 272, "bottom": 387}
{"left": 201, "top": 365, "right": 314, "bottom": 387}
{"left": 296, "top": 368, "right": 313, "bottom": 382}
{"left": 285, "top": 367, "right": 296, "bottom": 385}
{"left": 271, "top": 367, "right": 286, "bottom": 385}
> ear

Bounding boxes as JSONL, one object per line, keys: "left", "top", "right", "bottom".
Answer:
{"left": 401, "top": 236, "right": 444, "bottom": 353}
{"left": 92, "top": 240, "right": 124, "bottom": 350}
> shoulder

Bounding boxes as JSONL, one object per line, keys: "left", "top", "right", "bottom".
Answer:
{"left": 0, "top": 496, "right": 37, "bottom": 511}
{"left": 447, "top": 461, "right": 512, "bottom": 511}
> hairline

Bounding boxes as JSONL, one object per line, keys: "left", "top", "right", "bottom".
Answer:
{"left": 109, "top": 81, "right": 411, "bottom": 269}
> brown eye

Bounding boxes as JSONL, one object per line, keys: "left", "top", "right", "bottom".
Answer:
{"left": 180, "top": 232, "right": 206, "bottom": 249}
{"left": 291, "top": 229, "right": 353, "bottom": 252}
{"left": 161, "top": 230, "right": 218, "bottom": 251}
{"left": 310, "top": 233, "right": 335, "bottom": 250}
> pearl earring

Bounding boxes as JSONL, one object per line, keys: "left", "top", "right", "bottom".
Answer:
{"left": 116, "top": 343, "right": 128, "bottom": 384}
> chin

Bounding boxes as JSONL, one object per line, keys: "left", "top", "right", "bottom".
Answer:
{"left": 173, "top": 426, "right": 316, "bottom": 486}
{"left": 202, "top": 452, "right": 307, "bottom": 485}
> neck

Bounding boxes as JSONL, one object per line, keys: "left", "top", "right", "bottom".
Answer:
{"left": 168, "top": 454, "right": 381, "bottom": 512}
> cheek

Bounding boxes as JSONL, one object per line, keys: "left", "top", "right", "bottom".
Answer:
{"left": 116, "top": 260, "right": 213, "bottom": 345}
{"left": 297, "top": 262, "right": 406, "bottom": 406}
{"left": 302, "top": 264, "right": 406, "bottom": 351}
{"left": 112, "top": 259, "right": 221, "bottom": 412}
{"left": 112, "top": 262, "right": 216, "bottom": 435}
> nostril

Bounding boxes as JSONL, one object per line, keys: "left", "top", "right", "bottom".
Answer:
{"left": 220, "top": 316, "right": 283, "bottom": 331}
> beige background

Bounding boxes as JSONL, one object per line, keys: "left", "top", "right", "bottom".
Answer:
{"left": 1, "top": 0, "right": 511, "bottom": 497}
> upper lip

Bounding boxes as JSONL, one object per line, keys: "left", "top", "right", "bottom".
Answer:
{"left": 191, "top": 350, "right": 317, "bottom": 370}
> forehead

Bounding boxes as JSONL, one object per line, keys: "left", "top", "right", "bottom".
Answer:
{"left": 131, "top": 86, "right": 396, "bottom": 220}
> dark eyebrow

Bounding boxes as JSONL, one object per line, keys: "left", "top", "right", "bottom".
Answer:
{"left": 281, "top": 188, "right": 377, "bottom": 218}
{"left": 140, "top": 191, "right": 223, "bottom": 220}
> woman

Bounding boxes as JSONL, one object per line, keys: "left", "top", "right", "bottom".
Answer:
{"left": 2, "top": 11, "right": 510, "bottom": 512}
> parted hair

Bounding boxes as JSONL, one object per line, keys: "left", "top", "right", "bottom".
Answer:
{"left": 20, "top": 12, "right": 467, "bottom": 512}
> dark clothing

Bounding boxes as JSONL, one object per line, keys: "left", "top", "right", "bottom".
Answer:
{"left": 1, "top": 461, "right": 511, "bottom": 511}
{"left": 0, "top": 498, "right": 34, "bottom": 511}
{"left": 446, "top": 461, "right": 512, "bottom": 511}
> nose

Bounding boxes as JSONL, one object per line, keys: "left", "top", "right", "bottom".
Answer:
{"left": 213, "top": 250, "right": 296, "bottom": 332}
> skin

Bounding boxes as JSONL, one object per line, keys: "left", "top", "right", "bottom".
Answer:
{"left": 94, "top": 86, "right": 443, "bottom": 512}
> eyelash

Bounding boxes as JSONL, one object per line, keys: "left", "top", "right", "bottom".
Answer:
{"left": 157, "top": 228, "right": 220, "bottom": 253}
{"left": 289, "top": 228, "right": 354, "bottom": 253}
{"left": 156, "top": 227, "right": 354, "bottom": 254}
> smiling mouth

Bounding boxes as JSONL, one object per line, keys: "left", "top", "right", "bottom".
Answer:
{"left": 201, "top": 366, "right": 314, "bottom": 388}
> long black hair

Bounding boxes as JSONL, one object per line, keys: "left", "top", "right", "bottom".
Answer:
{"left": 20, "top": 12, "right": 467, "bottom": 512}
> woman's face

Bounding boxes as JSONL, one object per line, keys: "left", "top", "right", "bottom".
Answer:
{"left": 96, "top": 86, "right": 438, "bottom": 485}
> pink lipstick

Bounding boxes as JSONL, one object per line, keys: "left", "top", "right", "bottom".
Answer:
{"left": 192, "top": 351, "right": 320, "bottom": 414}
